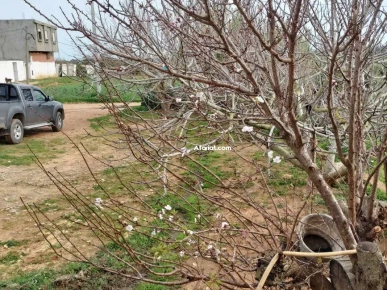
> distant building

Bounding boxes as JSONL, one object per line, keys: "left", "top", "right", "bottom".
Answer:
{"left": 55, "top": 61, "right": 77, "bottom": 77}
{"left": 0, "top": 19, "right": 59, "bottom": 82}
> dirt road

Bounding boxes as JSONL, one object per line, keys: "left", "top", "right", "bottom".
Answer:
{"left": 0, "top": 103, "right": 138, "bottom": 279}
{"left": 0, "top": 103, "right": 132, "bottom": 210}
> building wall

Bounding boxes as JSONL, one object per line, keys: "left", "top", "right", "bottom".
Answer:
{"left": 0, "top": 20, "right": 33, "bottom": 60}
{"left": 31, "top": 52, "right": 54, "bottom": 63}
{"left": 0, "top": 58, "right": 55, "bottom": 82}
{"left": 0, "top": 19, "right": 58, "bottom": 61}
{"left": 30, "top": 58, "right": 56, "bottom": 80}
{"left": 0, "top": 60, "right": 26, "bottom": 82}
{"left": 55, "top": 63, "right": 77, "bottom": 77}
{"left": 34, "top": 21, "right": 58, "bottom": 53}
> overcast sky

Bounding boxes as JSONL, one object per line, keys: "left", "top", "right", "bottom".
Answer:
{"left": 0, "top": 0, "right": 91, "bottom": 60}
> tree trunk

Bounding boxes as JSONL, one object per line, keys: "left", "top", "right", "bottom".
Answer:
{"left": 297, "top": 149, "right": 357, "bottom": 251}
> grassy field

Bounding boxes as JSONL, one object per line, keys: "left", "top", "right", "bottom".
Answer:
{"left": 33, "top": 77, "right": 142, "bottom": 103}
{"left": 0, "top": 113, "right": 321, "bottom": 290}
{"left": 2, "top": 85, "right": 386, "bottom": 289}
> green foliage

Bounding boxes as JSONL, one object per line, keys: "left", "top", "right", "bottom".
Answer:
{"left": 318, "top": 138, "right": 331, "bottom": 151}
{"left": 140, "top": 91, "right": 161, "bottom": 110}
{"left": 76, "top": 64, "right": 88, "bottom": 77}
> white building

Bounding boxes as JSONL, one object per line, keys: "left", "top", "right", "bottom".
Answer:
{"left": 0, "top": 19, "right": 59, "bottom": 82}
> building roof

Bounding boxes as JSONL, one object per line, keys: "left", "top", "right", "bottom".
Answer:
{"left": 0, "top": 19, "right": 57, "bottom": 29}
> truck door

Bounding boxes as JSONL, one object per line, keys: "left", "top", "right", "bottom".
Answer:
{"left": 22, "top": 88, "right": 41, "bottom": 124}
{"left": 0, "top": 85, "right": 8, "bottom": 128}
{"left": 32, "top": 89, "right": 52, "bottom": 122}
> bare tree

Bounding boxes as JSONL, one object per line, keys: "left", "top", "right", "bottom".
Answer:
{"left": 23, "top": 0, "right": 387, "bottom": 288}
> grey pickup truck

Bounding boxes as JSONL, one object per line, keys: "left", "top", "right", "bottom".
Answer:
{"left": 0, "top": 83, "right": 64, "bottom": 144}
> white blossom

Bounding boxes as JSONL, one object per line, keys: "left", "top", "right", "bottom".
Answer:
{"left": 179, "top": 251, "right": 185, "bottom": 257}
{"left": 159, "top": 214, "right": 164, "bottom": 220}
{"left": 207, "top": 244, "right": 213, "bottom": 250}
{"left": 221, "top": 222, "right": 229, "bottom": 229}
{"left": 187, "top": 230, "right": 194, "bottom": 235}
{"left": 125, "top": 224, "right": 134, "bottom": 232}
{"left": 94, "top": 198, "right": 103, "bottom": 209}
{"left": 151, "top": 229, "right": 157, "bottom": 236}
{"left": 267, "top": 150, "right": 274, "bottom": 159}
{"left": 181, "top": 147, "right": 187, "bottom": 157}
{"left": 187, "top": 238, "right": 195, "bottom": 245}
{"left": 176, "top": 97, "right": 182, "bottom": 103}
{"left": 165, "top": 204, "right": 172, "bottom": 211}
{"left": 161, "top": 208, "right": 166, "bottom": 215}
{"left": 242, "top": 126, "right": 253, "bottom": 133}
{"left": 256, "top": 96, "right": 265, "bottom": 103}
{"left": 168, "top": 215, "right": 174, "bottom": 222}
{"left": 132, "top": 217, "right": 138, "bottom": 222}
{"left": 273, "top": 156, "right": 282, "bottom": 164}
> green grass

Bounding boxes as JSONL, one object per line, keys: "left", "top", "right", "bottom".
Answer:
{"left": 0, "top": 233, "right": 176, "bottom": 289}
{"left": 183, "top": 151, "right": 231, "bottom": 189}
{"left": 88, "top": 105, "right": 161, "bottom": 131}
{"left": 0, "top": 138, "right": 66, "bottom": 166}
{"left": 365, "top": 186, "right": 387, "bottom": 201}
{"left": 89, "top": 114, "right": 113, "bottom": 131}
{"left": 38, "top": 198, "right": 61, "bottom": 212}
{"left": 0, "top": 269, "right": 57, "bottom": 289}
{"left": 33, "top": 77, "right": 142, "bottom": 104}
{"left": 0, "top": 240, "right": 27, "bottom": 248}
{"left": 0, "top": 251, "right": 21, "bottom": 265}
{"left": 134, "top": 283, "right": 172, "bottom": 290}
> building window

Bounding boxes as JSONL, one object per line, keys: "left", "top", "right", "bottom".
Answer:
{"left": 37, "top": 29, "right": 42, "bottom": 42}
{"left": 44, "top": 30, "right": 49, "bottom": 42}
{"left": 52, "top": 32, "right": 56, "bottom": 44}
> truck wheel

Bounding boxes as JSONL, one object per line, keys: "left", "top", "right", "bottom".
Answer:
{"left": 52, "top": 112, "right": 63, "bottom": 132}
{"left": 5, "top": 119, "right": 24, "bottom": 144}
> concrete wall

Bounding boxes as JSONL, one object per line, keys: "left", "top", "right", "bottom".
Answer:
{"left": 30, "top": 60, "right": 56, "bottom": 79}
{"left": 85, "top": 65, "right": 95, "bottom": 75}
{"left": 0, "top": 19, "right": 58, "bottom": 61}
{"left": 0, "top": 56, "right": 55, "bottom": 82}
{"left": 55, "top": 63, "right": 77, "bottom": 77}
{"left": 0, "top": 60, "right": 26, "bottom": 82}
